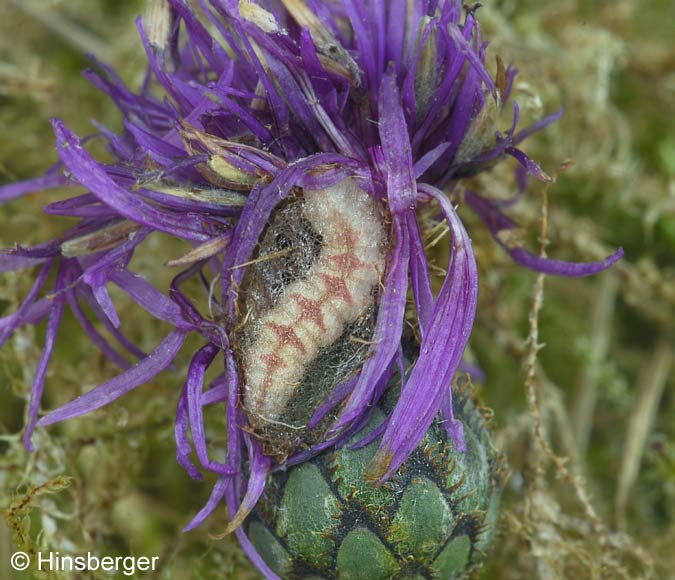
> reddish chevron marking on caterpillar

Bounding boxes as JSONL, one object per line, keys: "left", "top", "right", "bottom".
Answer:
{"left": 242, "top": 178, "right": 387, "bottom": 427}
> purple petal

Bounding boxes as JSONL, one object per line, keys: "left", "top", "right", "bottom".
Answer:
{"left": 201, "top": 383, "right": 227, "bottom": 406}
{"left": 0, "top": 254, "right": 48, "bottom": 273}
{"left": 509, "top": 246, "right": 625, "bottom": 277}
{"left": 76, "top": 284, "right": 147, "bottom": 361}
{"left": 109, "top": 269, "right": 190, "bottom": 328}
{"left": 52, "top": 119, "right": 210, "bottom": 242}
{"left": 23, "top": 262, "right": 67, "bottom": 451}
{"left": 407, "top": 212, "right": 434, "bottom": 336}
{"left": 91, "top": 120, "right": 136, "bottom": 161}
{"left": 378, "top": 67, "right": 416, "bottom": 214}
{"left": 89, "top": 281, "right": 120, "bottom": 328}
{"left": 183, "top": 476, "right": 229, "bottom": 532}
{"left": 175, "top": 384, "right": 204, "bottom": 480}
{"left": 465, "top": 189, "right": 624, "bottom": 277}
{"left": 350, "top": 416, "right": 389, "bottom": 451}
{"left": 331, "top": 215, "right": 409, "bottom": 433}
{"left": 440, "top": 387, "right": 466, "bottom": 452}
{"left": 505, "top": 146, "right": 551, "bottom": 182}
{"left": 308, "top": 375, "right": 358, "bottom": 430}
{"left": 369, "top": 185, "right": 477, "bottom": 481}
{"left": 223, "top": 345, "right": 243, "bottom": 473}
{"left": 233, "top": 527, "right": 282, "bottom": 580}
{"left": 37, "top": 329, "right": 187, "bottom": 427}
{"left": 0, "top": 170, "right": 66, "bottom": 203}
{"left": 43, "top": 193, "right": 111, "bottom": 218}
{"left": 342, "top": 0, "right": 378, "bottom": 97}
{"left": 124, "top": 120, "right": 187, "bottom": 166}
{"left": 223, "top": 437, "right": 270, "bottom": 534}
{"left": 185, "top": 344, "right": 232, "bottom": 474}
{"left": 458, "top": 360, "right": 486, "bottom": 383}
{"left": 0, "top": 297, "right": 51, "bottom": 338}
{"left": 514, "top": 107, "right": 564, "bottom": 144}
{"left": 65, "top": 289, "right": 131, "bottom": 370}
{"left": 0, "top": 259, "right": 54, "bottom": 348}
{"left": 413, "top": 142, "right": 451, "bottom": 179}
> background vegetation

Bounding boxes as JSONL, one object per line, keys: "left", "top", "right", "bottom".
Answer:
{"left": 1, "top": 0, "right": 673, "bottom": 578}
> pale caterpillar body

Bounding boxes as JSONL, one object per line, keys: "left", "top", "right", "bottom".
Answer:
{"left": 238, "top": 178, "right": 387, "bottom": 441}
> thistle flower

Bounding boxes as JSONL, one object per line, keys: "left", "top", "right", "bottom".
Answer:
{"left": 0, "top": 0, "right": 622, "bottom": 576}
{"left": 247, "top": 337, "right": 506, "bottom": 579}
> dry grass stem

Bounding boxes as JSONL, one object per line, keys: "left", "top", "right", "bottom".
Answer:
{"left": 615, "top": 339, "right": 674, "bottom": 528}
{"left": 573, "top": 274, "right": 620, "bottom": 458}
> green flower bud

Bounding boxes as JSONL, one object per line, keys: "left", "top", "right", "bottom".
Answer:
{"left": 247, "top": 383, "right": 504, "bottom": 579}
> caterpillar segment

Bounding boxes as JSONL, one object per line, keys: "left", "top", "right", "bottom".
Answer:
{"left": 239, "top": 178, "right": 387, "bottom": 436}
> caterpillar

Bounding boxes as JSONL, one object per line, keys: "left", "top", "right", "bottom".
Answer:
{"left": 236, "top": 178, "right": 387, "bottom": 448}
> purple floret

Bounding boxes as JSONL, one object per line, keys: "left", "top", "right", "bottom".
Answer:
{"left": 0, "top": 2, "right": 623, "bottom": 577}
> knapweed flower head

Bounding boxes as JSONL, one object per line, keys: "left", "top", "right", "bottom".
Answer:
{"left": 0, "top": 0, "right": 622, "bottom": 575}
